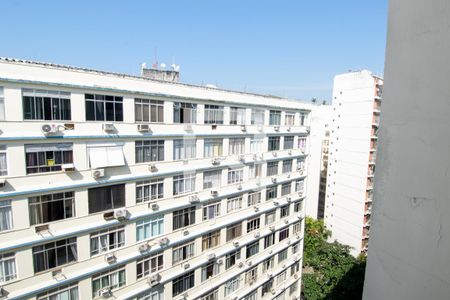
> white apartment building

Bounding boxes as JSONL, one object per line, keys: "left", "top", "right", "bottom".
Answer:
{"left": 0, "top": 58, "right": 311, "bottom": 300}
{"left": 324, "top": 70, "right": 382, "bottom": 256}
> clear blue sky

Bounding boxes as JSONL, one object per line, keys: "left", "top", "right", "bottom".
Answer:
{"left": 0, "top": 1, "right": 387, "bottom": 102}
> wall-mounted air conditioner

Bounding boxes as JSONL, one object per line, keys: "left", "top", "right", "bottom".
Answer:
{"left": 62, "top": 163, "right": 75, "bottom": 172}
{"left": 274, "top": 125, "right": 280, "bottom": 131}
{"left": 139, "top": 243, "right": 151, "bottom": 252}
{"left": 114, "top": 208, "right": 129, "bottom": 221}
{"left": 189, "top": 195, "right": 200, "bottom": 203}
{"left": 184, "top": 124, "right": 193, "bottom": 131}
{"left": 159, "top": 237, "right": 169, "bottom": 247}
{"left": 149, "top": 164, "right": 158, "bottom": 172}
{"left": 211, "top": 190, "right": 219, "bottom": 197}
{"left": 41, "top": 124, "right": 59, "bottom": 135}
{"left": 102, "top": 123, "right": 115, "bottom": 132}
{"left": 91, "top": 168, "right": 105, "bottom": 179}
{"left": 137, "top": 124, "right": 151, "bottom": 132}
{"left": 240, "top": 125, "right": 247, "bottom": 132}
{"left": 104, "top": 253, "right": 116, "bottom": 264}
{"left": 148, "top": 273, "right": 161, "bottom": 287}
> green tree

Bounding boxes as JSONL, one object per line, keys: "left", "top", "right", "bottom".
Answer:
{"left": 302, "top": 217, "right": 366, "bottom": 300}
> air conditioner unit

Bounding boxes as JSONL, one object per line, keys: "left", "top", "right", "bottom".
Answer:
{"left": 233, "top": 241, "right": 240, "bottom": 247}
{"left": 297, "top": 215, "right": 303, "bottom": 220}
{"left": 184, "top": 263, "right": 190, "bottom": 269}
{"left": 139, "top": 243, "right": 150, "bottom": 252}
{"left": 253, "top": 206, "right": 259, "bottom": 212}
{"left": 41, "top": 124, "right": 59, "bottom": 135}
{"left": 252, "top": 154, "right": 258, "bottom": 161}
{"left": 287, "top": 240, "right": 291, "bottom": 245}
{"left": 273, "top": 201, "right": 279, "bottom": 206}
{"left": 149, "top": 164, "right": 158, "bottom": 172}
{"left": 207, "top": 253, "right": 216, "bottom": 260}
{"left": 284, "top": 219, "right": 289, "bottom": 224}
{"left": 104, "top": 253, "right": 116, "bottom": 264}
{"left": 102, "top": 123, "right": 115, "bottom": 132}
{"left": 287, "top": 127, "right": 291, "bottom": 132}
{"left": 269, "top": 225, "right": 275, "bottom": 231}
{"left": 257, "top": 125, "right": 263, "bottom": 132}
{"left": 298, "top": 191, "right": 304, "bottom": 197}
{"left": 137, "top": 124, "right": 151, "bottom": 132}
{"left": 237, "top": 184, "right": 243, "bottom": 190}
{"left": 246, "top": 260, "right": 253, "bottom": 266}
{"left": 92, "top": 168, "right": 105, "bottom": 179}
{"left": 296, "top": 235, "right": 301, "bottom": 239}
{"left": 183, "top": 230, "right": 189, "bottom": 236}
{"left": 238, "top": 155, "right": 245, "bottom": 162}
{"left": 0, "top": 178, "right": 6, "bottom": 189}
{"left": 159, "top": 237, "right": 169, "bottom": 247}
{"left": 249, "top": 279, "right": 255, "bottom": 285}
{"left": 287, "top": 174, "right": 291, "bottom": 178}
{"left": 211, "top": 190, "right": 219, "bottom": 197}
{"left": 150, "top": 203, "right": 159, "bottom": 211}
{"left": 267, "top": 272, "right": 273, "bottom": 278}
{"left": 301, "top": 149, "right": 305, "bottom": 154}
{"left": 240, "top": 125, "right": 247, "bottom": 132}
{"left": 113, "top": 208, "right": 129, "bottom": 221}
{"left": 282, "top": 263, "right": 286, "bottom": 268}
{"left": 98, "top": 287, "right": 112, "bottom": 298}
{"left": 148, "top": 273, "right": 162, "bottom": 287}
{"left": 274, "top": 125, "right": 280, "bottom": 131}
{"left": 211, "top": 158, "right": 221, "bottom": 165}
{"left": 255, "top": 178, "right": 261, "bottom": 186}
{"left": 299, "top": 169, "right": 305, "bottom": 175}
{"left": 271, "top": 177, "right": 277, "bottom": 183}
{"left": 184, "top": 124, "right": 193, "bottom": 131}
{"left": 189, "top": 195, "right": 200, "bottom": 203}
{"left": 294, "top": 274, "right": 299, "bottom": 279}
{"left": 272, "top": 152, "right": 278, "bottom": 157}
{"left": 254, "top": 232, "right": 260, "bottom": 238}
{"left": 271, "top": 289, "right": 276, "bottom": 295}
{"left": 217, "top": 258, "right": 223, "bottom": 265}
{"left": 238, "top": 262, "right": 244, "bottom": 268}
{"left": 62, "top": 163, "right": 75, "bottom": 172}
{"left": 268, "top": 250, "right": 273, "bottom": 254}
{"left": 288, "top": 150, "right": 292, "bottom": 155}
{"left": 286, "top": 197, "right": 292, "bottom": 203}
{"left": 231, "top": 297, "right": 238, "bottom": 300}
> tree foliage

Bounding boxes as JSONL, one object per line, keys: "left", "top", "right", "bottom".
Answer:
{"left": 302, "top": 217, "right": 366, "bottom": 300}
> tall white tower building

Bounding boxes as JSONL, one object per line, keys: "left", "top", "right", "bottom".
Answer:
{"left": 324, "top": 70, "right": 382, "bottom": 256}
{"left": 0, "top": 58, "right": 311, "bottom": 300}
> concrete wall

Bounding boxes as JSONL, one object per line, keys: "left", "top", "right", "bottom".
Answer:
{"left": 363, "top": 1, "right": 450, "bottom": 299}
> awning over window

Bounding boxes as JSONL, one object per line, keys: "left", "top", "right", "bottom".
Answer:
{"left": 87, "top": 142, "right": 125, "bottom": 168}
{"left": 25, "top": 143, "right": 73, "bottom": 153}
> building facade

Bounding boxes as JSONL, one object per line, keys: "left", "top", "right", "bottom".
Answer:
{"left": 0, "top": 58, "right": 310, "bottom": 300}
{"left": 324, "top": 70, "right": 382, "bottom": 256}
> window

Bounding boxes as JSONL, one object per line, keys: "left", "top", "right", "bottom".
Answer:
{"left": 85, "top": 94, "right": 123, "bottom": 121}
{"left": 250, "top": 137, "right": 263, "bottom": 153}
{"left": 251, "top": 109, "right": 264, "bottom": 125}
{"left": 203, "top": 201, "right": 221, "bottom": 220}
{"left": 0, "top": 252, "right": 16, "bottom": 283}
{"left": 262, "top": 279, "right": 274, "bottom": 297}
{"left": 284, "top": 136, "right": 294, "bottom": 149}
{"left": 285, "top": 112, "right": 295, "bottom": 126}
{"left": 174, "top": 102, "right": 197, "bottom": 124}
{"left": 173, "top": 173, "right": 196, "bottom": 195}
{"left": 88, "top": 184, "right": 125, "bottom": 214}
{"left": 276, "top": 270, "right": 287, "bottom": 285}
{"left": 225, "top": 250, "right": 241, "bottom": 269}
{"left": 245, "top": 267, "right": 258, "bottom": 284}
{"left": 291, "top": 261, "right": 301, "bottom": 276}
{"left": 247, "top": 191, "right": 261, "bottom": 206}
{"left": 249, "top": 163, "right": 262, "bottom": 179}
{"left": 202, "top": 230, "right": 221, "bottom": 251}
{"left": 224, "top": 276, "right": 240, "bottom": 296}
{"left": 292, "top": 242, "right": 300, "bottom": 254}
{"left": 87, "top": 142, "right": 125, "bottom": 169}
{"left": 201, "top": 261, "right": 220, "bottom": 281}
{"left": 230, "top": 107, "right": 246, "bottom": 125}
{"left": 33, "top": 237, "right": 77, "bottom": 273}
{"left": 92, "top": 266, "right": 126, "bottom": 297}
{"left": 265, "top": 210, "right": 276, "bottom": 225}
{"left": 173, "top": 206, "right": 196, "bottom": 230}
{"left": 278, "top": 248, "right": 288, "bottom": 263}
{"left": 295, "top": 179, "right": 305, "bottom": 192}
{"left": 245, "top": 291, "right": 258, "bottom": 300}
{"left": 298, "top": 137, "right": 307, "bottom": 149}
{"left": 266, "top": 185, "right": 278, "bottom": 200}
{"left": 0, "top": 145, "right": 6, "bottom": 176}
{"left": 136, "top": 215, "right": 164, "bottom": 241}
{"left": 268, "top": 136, "right": 280, "bottom": 151}
{"left": 136, "top": 289, "right": 164, "bottom": 300}
{"left": 267, "top": 161, "right": 279, "bottom": 176}
{"left": 135, "top": 98, "right": 164, "bottom": 123}
{"left": 293, "top": 221, "right": 302, "bottom": 234}
{"left": 23, "top": 89, "right": 71, "bottom": 121}
{"left": 247, "top": 217, "right": 260, "bottom": 233}
{"left": 0, "top": 87, "right": 4, "bottom": 120}
{"left": 204, "top": 138, "right": 223, "bottom": 158}
{"left": 172, "top": 271, "right": 195, "bottom": 296}
{"left": 300, "top": 112, "right": 307, "bottom": 126}
{"left": 226, "top": 223, "right": 242, "bottom": 241}
{"left": 281, "top": 182, "right": 292, "bottom": 196}
{"left": 204, "top": 105, "right": 224, "bottom": 124}
{"left": 90, "top": 226, "right": 125, "bottom": 256}
{"left": 269, "top": 110, "right": 281, "bottom": 125}
{"left": 289, "top": 281, "right": 299, "bottom": 295}
{"left": 262, "top": 256, "right": 275, "bottom": 272}
{"left": 135, "top": 140, "right": 165, "bottom": 163}
{"left": 173, "top": 240, "right": 195, "bottom": 264}
{"left": 246, "top": 241, "right": 259, "bottom": 258}
{"left": 203, "top": 170, "right": 222, "bottom": 189}
{"left": 25, "top": 143, "right": 73, "bottom": 174}
{"left": 201, "top": 289, "right": 219, "bottom": 300}
{"left": 173, "top": 139, "right": 197, "bottom": 160}
{"left": 227, "top": 196, "right": 242, "bottom": 213}
{"left": 136, "top": 179, "right": 164, "bottom": 203}
{"left": 280, "top": 205, "right": 290, "bottom": 218}
{"left": 0, "top": 200, "right": 12, "bottom": 232}
{"left": 137, "top": 252, "right": 163, "bottom": 279}
{"left": 264, "top": 233, "right": 276, "bottom": 248}
{"left": 228, "top": 138, "right": 245, "bottom": 155}
{"left": 29, "top": 192, "right": 75, "bottom": 225}
{"left": 294, "top": 201, "right": 303, "bottom": 212}
{"left": 227, "top": 168, "right": 243, "bottom": 184}
{"left": 37, "top": 284, "right": 78, "bottom": 300}
{"left": 279, "top": 228, "right": 290, "bottom": 241}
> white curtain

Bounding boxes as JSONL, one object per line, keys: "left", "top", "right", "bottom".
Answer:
{"left": 0, "top": 201, "right": 12, "bottom": 231}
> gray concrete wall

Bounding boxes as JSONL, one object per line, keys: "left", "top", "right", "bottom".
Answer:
{"left": 363, "top": 1, "right": 450, "bottom": 299}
